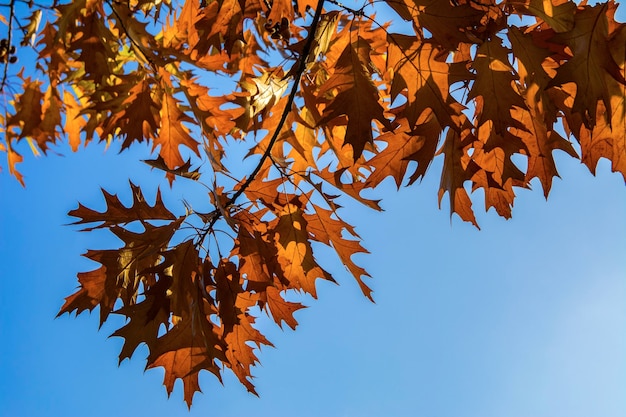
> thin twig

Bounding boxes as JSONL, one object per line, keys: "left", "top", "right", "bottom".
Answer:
{"left": 107, "top": 0, "right": 158, "bottom": 72}
{"left": 0, "top": 0, "right": 16, "bottom": 91}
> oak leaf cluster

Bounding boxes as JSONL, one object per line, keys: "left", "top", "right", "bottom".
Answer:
{"left": 1, "top": 0, "right": 624, "bottom": 406}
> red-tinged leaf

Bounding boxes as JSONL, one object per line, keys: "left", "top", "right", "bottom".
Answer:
{"left": 403, "top": 0, "right": 485, "bottom": 49}
{"left": 32, "top": 87, "right": 63, "bottom": 152}
{"left": 507, "top": 0, "right": 576, "bottom": 32}
{"left": 565, "top": 85, "right": 626, "bottom": 181}
{"left": 365, "top": 115, "right": 441, "bottom": 189}
{"left": 150, "top": 348, "right": 203, "bottom": 408}
{"left": 8, "top": 79, "right": 43, "bottom": 140}
{"left": 264, "top": 286, "right": 304, "bottom": 329}
{"left": 295, "top": 0, "right": 318, "bottom": 15}
{"left": 110, "top": 277, "right": 172, "bottom": 362}
{"left": 304, "top": 205, "right": 372, "bottom": 300}
{"left": 143, "top": 156, "right": 201, "bottom": 180}
{"left": 70, "top": 11, "right": 115, "bottom": 81}
{"left": 154, "top": 241, "right": 204, "bottom": 323}
{"left": 147, "top": 311, "right": 225, "bottom": 408}
{"left": 583, "top": 100, "right": 626, "bottom": 180}
{"left": 472, "top": 121, "right": 527, "bottom": 189}
{"left": 315, "top": 168, "right": 382, "bottom": 210}
{"left": 116, "top": 79, "right": 160, "bottom": 148}
{"left": 214, "top": 260, "right": 245, "bottom": 335}
{"left": 234, "top": 223, "right": 281, "bottom": 291}
{"left": 57, "top": 250, "right": 122, "bottom": 325}
{"left": 155, "top": 93, "right": 200, "bottom": 177}
{"left": 437, "top": 119, "right": 480, "bottom": 227}
{"left": 552, "top": 75, "right": 625, "bottom": 180}
{"left": 387, "top": 36, "right": 464, "bottom": 129}
{"left": 511, "top": 106, "right": 578, "bottom": 196}
{"left": 274, "top": 202, "right": 334, "bottom": 296}
{"left": 317, "top": 37, "right": 392, "bottom": 160}
{"left": 179, "top": 77, "right": 236, "bottom": 139}
{"left": 470, "top": 170, "right": 517, "bottom": 218}
{"left": 266, "top": 0, "right": 294, "bottom": 29}
{"left": 222, "top": 312, "right": 272, "bottom": 394}
{"left": 508, "top": 26, "right": 554, "bottom": 93}
{"left": 549, "top": 3, "right": 626, "bottom": 127}
{"left": 69, "top": 182, "right": 176, "bottom": 229}
{"left": 468, "top": 37, "right": 527, "bottom": 135}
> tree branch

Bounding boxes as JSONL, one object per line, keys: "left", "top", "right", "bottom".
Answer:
{"left": 226, "top": 0, "right": 326, "bottom": 207}
{"left": 198, "top": 0, "right": 327, "bottom": 244}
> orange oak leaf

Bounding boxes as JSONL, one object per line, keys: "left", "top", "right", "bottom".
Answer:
{"left": 212, "top": 261, "right": 273, "bottom": 393}
{"left": 110, "top": 276, "right": 172, "bottom": 363}
{"left": 115, "top": 79, "right": 160, "bottom": 148}
{"left": 511, "top": 106, "right": 578, "bottom": 196}
{"left": 146, "top": 310, "right": 225, "bottom": 408}
{"left": 57, "top": 250, "right": 122, "bottom": 325}
{"left": 7, "top": 78, "right": 43, "bottom": 140}
{"left": 437, "top": 117, "right": 480, "bottom": 226}
{"left": 264, "top": 285, "right": 305, "bottom": 329}
{"left": 387, "top": 35, "right": 465, "bottom": 129}
{"left": 274, "top": 202, "right": 334, "bottom": 296}
{"left": 365, "top": 114, "right": 441, "bottom": 189}
{"left": 63, "top": 90, "right": 86, "bottom": 151}
{"left": 68, "top": 182, "right": 175, "bottom": 230}
{"left": 317, "top": 37, "right": 392, "bottom": 160}
{"left": 304, "top": 204, "right": 372, "bottom": 299}
{"left": 411, "top": 0, "right": 486, "bottom": 49}
{"left": 3, "top": 140, "right": 25, "bottom": 186}
{"left": 155, "top": 93, "right": 201, "bottom": 174}
{"left": 507, "top": 0, "right": 576, "bottom": 32}
{"left": 468, "top": 36, "right": 527, "bottom": 135}
{"left": 549, "top": 2, "right": 626, "bottom": 127}
{"left": 234, "top": 224, "right": 281, "bottom": 290}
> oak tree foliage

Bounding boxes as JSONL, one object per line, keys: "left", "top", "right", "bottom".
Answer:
{"left": 1, "top": 0, "right": 625, "bottom": 406}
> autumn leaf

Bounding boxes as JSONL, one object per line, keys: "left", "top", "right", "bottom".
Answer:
{"left": 468, "top": 37, "right": 527, "bottom": 135}
{"left": 387, "top": 35, "right": 464, "bottom": 129}
{"left": 68, "top": 182, "right": 176, "bottom": 230}
{"left": 146, "top": 309, "right": 225, "bottom": 407}
{"left": 274, "top": 202, "right": 334, "bottom": 296}
{"left": 549, "top": 2, "right": 626, "bottom": 127}
{"left": 7, "top": 78, "right": 44, "bottom": 141}
{"left": 109, "top": 79, "right": 160, "bottom": 148}
{"left": 507, "top": 0, "right": 576, "bottom": 32}
{"left": 438, "top": 117, "right": 480, "bottom": 226}
{"left": 304, "top": 204, "right": 372, "bottom": 299}
{"left": 110, "top": 276, "right": 171, "bottom": 362}
{"left": 317, "top": 37, "right": 392, "bottom": 160}
{"left": 264, "top": 285, "right": 305, "bottom": 329}
{"left": 57, "top": 250, "right": 122, "bottom": 326}
{"left": 155, "top": 93, "right": 201, "bottom": 174}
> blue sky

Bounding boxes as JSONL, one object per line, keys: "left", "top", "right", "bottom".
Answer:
{"left": 1, "top": 135, "right": 624, "bottom": 417}
{"left": 1, "top": 2, "right": 626, "bottom": 417}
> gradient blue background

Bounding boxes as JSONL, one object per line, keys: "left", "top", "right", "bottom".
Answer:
{"left": 1, "top": 134, "right": 624, "bottom": 417}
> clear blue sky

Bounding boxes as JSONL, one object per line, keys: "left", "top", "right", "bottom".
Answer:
{"left": 1, "top": 3, "right": 626, "bottom": 417}
{"left": 1, "top": 134, "right": 625, "bottom": 417}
